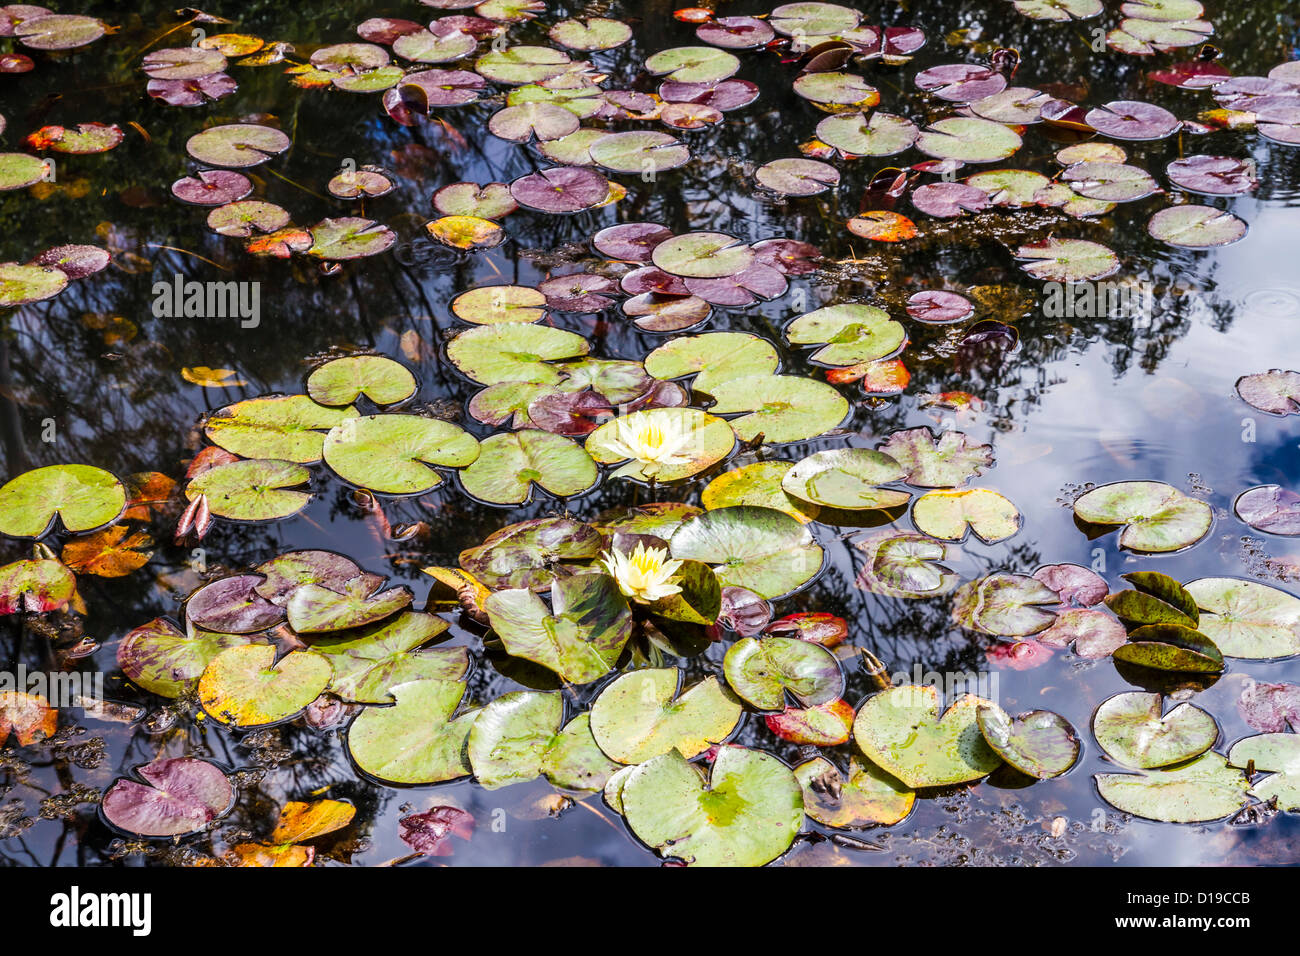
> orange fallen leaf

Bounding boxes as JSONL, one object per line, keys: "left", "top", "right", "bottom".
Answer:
{"left": 61, "top": 525, "right": 155, "bottom": 577}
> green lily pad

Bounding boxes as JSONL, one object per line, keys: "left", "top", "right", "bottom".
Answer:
{"left": 549, "top": 17, "right": 632, "bottom": 51}
{"left": 702, "top": 461, "right": 819, "bottom": 523}
{"left": 585, "top": 407, "right": 735, "bottom": 482}
{"left": 853, "top": 685, "right": 1002, "bottom": 788}
{"left": 204, "top": 395, "right": 358, "bottom": 463}
{"left": 474, "top": 46, "right": 572, "bottom": 85}
{"left": 589, "top": 667, "right": 742, "bottom": 764}
{"left": 0, "top": 464, "right": 125, "bottom": 538}
{"left": 794, "top": 756, "right": 914, "bottom": 828}
{"left": 306, "top": 356, "right": 417, "bottom": 407}
{"left": 198, "top": 644, "right": 332, "bottom": 727}
{"left": 0, "top": 154, "right": 52, "bottom": 191}
{"left": 723, "top": 636, "right": 843, "bottom": 710}
{"left": 915, "top": 117, "right": 1023, "bottom": 163}
{"left": 1106, "top": 571, "right": 1200, "bottom": 627}
{"left": 1073, "top": 480, "right": 1212, "bottom": 552}
{"left": 977, "top": 704, "right": 1080, "bottom": 779}
{"left": 1112, "top": 624, "right": 1224, "bottom": 672}
{"left": 670, "top": 506, "right": 823, "bottom": 599}
{"left": 1095, "top": 753, "right": 1250, "bottom": 823}
{"left": 877, "top": 427, "right": 993, "bottom": 488}
{"left": 643, "top": 332, "right": 780, "bottom": 395}
{"left": 1092, "top": 692, "right": 1218, "bottom": 769}
{"left": 460, "top": 430, "right": 598, "bottom": 505}
{"left": 185, "top": 459, "right": 312, "bottom": 521}
{"left": 781, "top": 448, "right": 909, "bottom": 510}
{"left": 1228, "top": 734, "right": 1300, "bottom": 810}
{"left": 446, "top": 322, "right": 590, "bottom": 385}
{"left": 815, "top": 111, "right": 919, "bottom": 156}
{"left": 1184, "top": 577, "right": 1300, "bottom": 659}
{"left": 651, "top": 232, "right": 754, "bottom": 279}
{"left": 0, "top": 261, "right": 66, "bottom": 306}
{"left": 459, "top": 515, "right": 603, "bottom": 591}
{"left": 468, "top": 692, "right": 619, "bottom": 791}
{"left": 645, "top": 46, "right": 739, "bottom": 84}
{"left": 117, "top": 618, "right": 258, "bottom": 699}
{"left": 708, "top": 375, "right": 849, "bottom": 444}
{"left": 186, "top": 124, "right": 290, "bottom": 168}
{"left": 346, "top": 679, "right": 475, "bottom": 785}
{"left": 484, "top": 573, "right": 633, "bottom": 684}
{"left": 855, "top": 530, "right": 960, "bottom": 598}
{"left": 307, "top": 217, "right": 396, "bottom": 260}
{"left": 588, "top": 131, "right": 691, "bottom": 174}
{"left": 322, "top": 414, "right": 480, "bottom": 495}
{"left": 286, "top": 576, "right": 412, "bottom": 634}
{"left": 1016, "top": 238, "right": 1120, "bottom": 282}
{"left": 786, "top": 304, "right": 907, "bottom": 367}
{"left": 308, "top": 611, "right": 467, "bottom": 703}
{"left": 911, "top": 488, "right": 1021, "bottom": 542}
{"left": 451, "top": 285, "right": 547, "bottom": 325}
{"left": 951, "top": 573, "right": 1059, "bottom": 636}
{"left": 621, "top": 746, "right": 803, "bottom": 867}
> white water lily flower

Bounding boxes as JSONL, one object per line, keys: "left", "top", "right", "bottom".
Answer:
{"left": 602, "top": 542, "right": 684, "bottom": 603}
{"left": 602, "top": 413, "right": 693, "bottom": 478}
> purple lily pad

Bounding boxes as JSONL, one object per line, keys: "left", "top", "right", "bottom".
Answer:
{"left": 31, "top": 244, "right": 109, "bottom": 279}
{"left": 509, "top": 166, "right": 610, "bottom": 213}
{"left": 526, "top": 389, "right": 613, "bottom": 437}
{"left": 657, "top": 78, "right": 758, "bottom": 111}
{"left": 716, "top": 586, "right": 772, "bottom": 636}
{"left": 102, "top": 757, "right": 234, "bottom": 838}
{"left": 1148, "top": 60, "right": 1231, "bottom": 89}
{"left": 399, "top": 806, "right": 474, "bottom": 857}
{"left": 148, "top": 73, "right": 237, "bottom": 106}
{"left": 592, "top": 222, "right": 673, "bottom": 262}
{"left": 142, "top": 46, "right": 226, "bottom": 80}
{"left": 906, "top": 290, "right": 974, "bottom": 324}
{"left": 1212, "top": 76, "right": 1300, "bottom": 113}
{"left": 538, "top": 273, "right": 617, "bottom": 312}
{"left": 752, "top": 238, "right": 822, "bottom": 275}
{"left": 1236, "top": 370, "right": 1300, "bottom": 416}
{"left": 171, "top": 169, "right": 252, "bottom": 206}
{"left": 697, "top": 16, "right": 774, "bottom": 49}
{"left": 684, "top": 262, "right": 788, "bottom": 307}
{"left": 620, "top": 266, "right": 688, "bottom": 296}
{"left": 186, "top": 573, "right": 287, "bottom": 633}
{"left": 1084, "top": 100, "right": 1181, "bottom": 140}
{"left": 1166, "top": 154, "right": 1258, "bottom": 195}
{"left": 1036, "top": 608, "right": 1127, "bottom": 658}
{"left": 1235, "top": 485, "right": 1300, "bottom": 535}
{"left": 398, "top": 69, "right": 485, "bottom": 109}
{"left": 1238, "top": 680, "right": 1300, "bottom": 733}
{"left": 914, "top": 63, "right": 1007, "bottom": 102}
{"left": 357, "top": 17, "right": 426, "bottom": 44}
{"left": 621, "top": 293, "right": 712, "bottom": 332}
{"left": 1033, "top": 563, "right": 1109, "bottom": 607}
{"left": 911, "top": 181, "right": 990, "bottom": 218}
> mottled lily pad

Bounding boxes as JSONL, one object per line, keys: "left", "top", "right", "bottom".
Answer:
{"left": 952, "top": 573, "right": 1059, "bottom": 637}
{"left": 1073, "top": 480, "right": 1212, "bottom": 552}
{"left": 794, "top": 756, "right": 914, "bottom": 828}
{"left": 780, "top": 448, "right": 909, "bottom": 510}
{"left": 620, "top": 747, "right": 803, "bottom": 867}
{"left": 1016, "top": 238, "right": 1120, "bottom": 282}
{"left": 877, "top": 427, "right": 993, "bottom": 488}
{"left": 1147, "top": 205, "right": 1247, "bottom": 248}
{"left": 102, "top": 758, "right": 233, "bottom": 838}
{"left": 723, "top": 636, "right": 843, "bottom": 710}
{"left": 286, "top": 576, "right": 413, "bottom": 634}
{"left": 186, "top": 123, "right": 290, "bottom": 168}
{"left": 1092, "top": 691, "right": 1218, "bottom": 768}
{"left": 977, "top": 704, "right": 1080, "bottom": 778}
{"left": 484, "top": 573, "right": 633, "bottom": 684}
{"left": 589, "top": 668, "right": 742, "bottom": 764}
{"left": 670, "top": 506, "right": 823, "bottom": 599}
{"left": 853, "top": 686, "right": 1002, "bottom": 788}
{"left": 459, "top": 515, "right": 603, "bottom": 591}
{"left": 1235, "top": 370, "right": 1300, "bottom": 416}
{"left": 199, "top": 644, "right": 331, "bottom": 727}
{"left": 308, "top": 611, "right": 466, "bottom": 703}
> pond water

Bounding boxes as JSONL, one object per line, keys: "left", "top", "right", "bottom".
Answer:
{"left": 2, "top": 0, "right": 1300, "bottom": 867}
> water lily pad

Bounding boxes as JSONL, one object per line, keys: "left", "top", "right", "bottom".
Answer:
{"left": 781, "top": 448, "right": 909, "bottom": 510}
{"left": 0, "top": 559, "right": 76, "bottom": 615}
{"left": 877, "top": 427, "right": 993, "bottom": 488}
{"left": 724, "top": 636, "right": 843, "bottom": 710}
{"left": 853, "top": 685, "right": 1002, "bottom": 788}
{"left": 670, "top": 506, "right": 823, "bottom": 599}
{"left": 432, "top": 182, "right": 516, "bottom": 219}
{"left": 855, "top": 530, "right": 960, "bottom": 598}
{"left": 585, "top": 407, "right": 734, "bottom": 482}
{"left": 1095, "top": 753, "right": 1250, "bottom": 823}
{"left": 1073, "top": 480, "right": 1212, "bottom": 552}
{"left": 199, "top": 644, "right": 331, "bottom": 727}
{"left": 590, "top": 668, "right": 742, "bottom": 764}
{"left": 1112, "top": 624, "right": 1224, "bottom": 672}
{"left": 644, "top": 46, "right": 739, "bottom": 84}
{"left": 117, "top": 618, "right": 259, "bottom": 699}
{"left": 186, "top": 574, "right": 285, "bottom": 634}
{"left": 755, "top": 158, "right": 840, "bottom": 196}
{"left": 643, "top": 332, "right": 779, "bottom": 395}
{"left": 696, "top": 16, "right": 775, "bottom": 50}
{"left": 916, "top": 117, "right": 1022, "bottom": 163}
{"left": 795, "top": 756, "right": 913, "bottom": 828}
{"left": 460, "top": 430, "right": 597, "bottom": 504}
{"left": 459, "top": 515, "right": 603, "bottom": 591}
{"left": 1016, "top": 238, "right": 1120, "bottom": 281}
{"left": 815, "top": 111, "right": 918, "bottom": 157}
{"left": 771, "top": 2, "right": 861, "bottom": 36}
{"left": 620, "top": 746, "right": 802, "bottom": 866}
{"left": 207, "top": 200, "right": 290, "bottom": 237}
{"left": 447, "top": 322, "right": 589, "bottom": 385}
{"left": 1061, "top": 162, "right": 1160, "bottom": 202}
{"left": 651, "top": 232, "right": 753, "bottom": 280}
{"left": 186, "top": 123, "right": 290, "bottom": 168}
{"left": 204, "top": 395, "right": 357, "bottom": 463}
{"left": 708, "top": 375, "right": 849, "bottom": 443}
{"left": 1236, "top": 370, "right": 1300, "bottom": 416}
{"left": 27, "top": 122, "right": 123, "bottom": 154}
{"left": 977, "top": 704, "right": 1079, "bottom": 778}
{"left": 307, "top": 217, "right": 396, "bottom": 260}
{"left": 912, "top": 488, "right": 1021, "bottom": 542}
{"left": 307, "top": 356, "right": 416, "bottom": 407}
{"left": 346, "top": 678, "right": 475, "bottom": 784}
{"left": 309, "top": 611, "right": 467, "bottom": 703}
{"left": 702, "top": 461, "right": 818, "bottom": 523}
{"left": 589, "top": 131, "right": 691, "bottom": 174}
{"left": 1184, "top": 577, "right": 1300, "bottom": 659}
{"left": 911, "top": 181, "right": 990, "bottom": 218}
{"left": 1228, "top": 734, "right": 1300, "bottom": 810}
{"left": 327, "top": 166, "right": 396, "bottom": 199}
{"left": 1085, "top": 100, "right": 1180, "bottom": 140}
{"left": 952, "top": 573, "right": 1059, "bottom": 636}
{"left": 185, "top": 459, "right": 312, "bottom": 521}
{"left": 786, "top": 304, "right": 906, "bottom": 366}
{"left": 0, "top": 153, "right": 52, "bottom": 191}
{"left": 102, "top": 758, "right": 233, "bottom": 838}
{"left": 510, "top": 166, "right": 609, "bottom": 213}
{"left": 0, "top": 464, "right": 125, "bottom": 537}
{"left": 1165, "top": 154, "right": 1257, "bottom": 195}
{"left": 1147, "top": 205, "right": 1247, "bottom": 248}
{"left": 484, "top": 572, "right": 633, "bottom": 684}
{"left": 1092, "top": 691, "right": 1218, "bottom": 768}
{"left": 549, "top": 17, "right": 632, "bottom": 51}
{"left": 323, "top": 415, "right": 479, "bottom": 495}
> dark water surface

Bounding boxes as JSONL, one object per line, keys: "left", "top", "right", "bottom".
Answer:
{"left": 2, "top": 0, "right": 1300, "bottom": 866}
